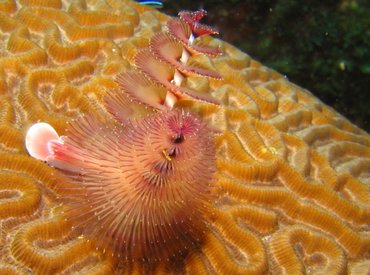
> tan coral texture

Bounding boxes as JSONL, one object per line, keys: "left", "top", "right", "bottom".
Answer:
{"left": 0, "top": 0, "right": 369, "bottom": 274}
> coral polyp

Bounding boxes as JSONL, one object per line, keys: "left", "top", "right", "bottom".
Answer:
{"left": 46, "top": 109, "right": 216, "bottom": 262}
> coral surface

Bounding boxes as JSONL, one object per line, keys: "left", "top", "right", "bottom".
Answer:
{"left": 0, "top": 0, "right": 369, "bottom": 274}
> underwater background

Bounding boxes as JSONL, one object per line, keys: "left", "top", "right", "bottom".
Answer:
{"left": 161, "top": 0, "right": 370, "bottom": 132}
{"left": 1, "top": 1, "right": 369, "bottom": 272}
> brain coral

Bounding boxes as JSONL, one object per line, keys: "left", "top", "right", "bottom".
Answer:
{"left": 0, "top": 0, "right": 369, "bottom": 274}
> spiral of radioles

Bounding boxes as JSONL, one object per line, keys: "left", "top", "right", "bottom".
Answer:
{"left": 45, "top": 9, "right": 220, "bottom": 264}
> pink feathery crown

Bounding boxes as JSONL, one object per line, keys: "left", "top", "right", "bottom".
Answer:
{"left": 47, "top": 108, "right": 216, "bottom": 261}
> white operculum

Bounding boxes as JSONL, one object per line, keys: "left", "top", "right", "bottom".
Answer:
{"left": 25, "top": 122, "right": 63, "bottom": 161}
